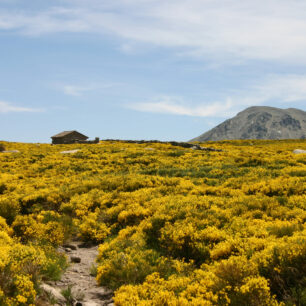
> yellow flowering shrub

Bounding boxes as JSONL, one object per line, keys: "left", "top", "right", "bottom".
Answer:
{"left": 79, "top": 212, "right": 110, "bottom": 242}
{"left": 0, "top": 238, "right": 43, "bottom": 305}
{"left": 0, "top": 139, "right": 305, "bottom": 304}
{"left": 0, "top": 216, "right": 12, "bottom": 236}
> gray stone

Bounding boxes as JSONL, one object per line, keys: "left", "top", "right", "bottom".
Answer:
{"left": 63, "top": 244, "right": 78, "bottom": 250}
{"left": 60, "top": 149, "right": 80, "bottom": 154}
{"left": 2, "top": 150, "right": 20, "bottom": 153}
{"left": 41, "top": 283, "right": 66, "bottom": 304}
{"left": 78, "top": 242, "right": 94, "bottom": 248}
{"left": 57, "top": 246, "right": 66, "bottom": 254}
{"left": 293, "top": 149, "right": 306, "bottom": 154}
{"left": 71, "top": 256, "right": 81, "bottom": 263}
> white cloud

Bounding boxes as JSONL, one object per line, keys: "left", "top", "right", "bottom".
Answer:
{"left": 62, "top": 85, "right": 94, "bottom": 96}
{"left": 127, "top": 74, "right": 306, "bottom": 117}
{"left": 0, "top": 101, "right": 42, "bottom": 113}
{"left": 128, "top": 96, "right": 237, "bottom": 118}
{"left": 2, "top": 1, "right": 306, "bottom": 63}
{"left": 58, "top": 82, "right": 121, "bottom": 96}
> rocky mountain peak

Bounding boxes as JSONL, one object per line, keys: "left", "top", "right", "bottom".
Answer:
{"left": 191, "top": 106, "right": 306, "bottom": 141}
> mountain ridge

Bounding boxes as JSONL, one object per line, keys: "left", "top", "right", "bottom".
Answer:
{"left": 191, "top": 106, "right": 306, "bottom": 141}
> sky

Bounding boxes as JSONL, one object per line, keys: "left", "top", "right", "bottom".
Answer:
{"left": 1, "top": 0, "right": 306, "bottom": 143}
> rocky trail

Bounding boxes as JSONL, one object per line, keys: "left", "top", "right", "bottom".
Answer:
{"left": 41, "top": 241, "right": 113, "bottom": 306}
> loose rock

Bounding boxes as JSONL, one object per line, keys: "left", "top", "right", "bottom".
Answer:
{"left": 63, "top": 243, "right": 78, "bottom": 250}
{"left": 78, "top": 242, "right": 94, "bottom": 248}
{"left": 103, "top": 298, "right": 114, "bottom": 305}
{"left": 60, "top": 149, "right": 80, "bottom": 154}
{"left": 71, "top": 256, "right": 81, "bottom": 263}
{"left": 41, "top": 283, "right": 66, "bottom": 305}
{"left": 2, "top": 150, "right": 20, "bottom": 153}
{"left": 293, "top": 149, "right": 306, "bottom": 154}
{"left": 82, "top": 302, "right": 100, "bottom": 306}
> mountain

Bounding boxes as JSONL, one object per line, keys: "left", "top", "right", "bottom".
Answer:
{"left": 191, "top": 106, "right": 306, "bottom": 141}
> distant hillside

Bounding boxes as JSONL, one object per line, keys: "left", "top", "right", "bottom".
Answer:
{"left": 191, "top": 106, "right": 306, "bottom": 141}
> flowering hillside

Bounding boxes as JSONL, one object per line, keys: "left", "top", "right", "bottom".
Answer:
{"left": 0, "top": 140, "right": 305, "bottom": 305}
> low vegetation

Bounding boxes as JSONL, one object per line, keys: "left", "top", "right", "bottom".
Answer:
{"left": 0, "top": 139, "right": 305, "bottom": 305}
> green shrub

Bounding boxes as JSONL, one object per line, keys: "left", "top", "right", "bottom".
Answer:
{"left": 61, "top": 286, "right": 74, "bottom": 306}
{"left": 259, "top": 242, "right": 306, "bottom": 305}
{"left": 268, "top": 224, "right": 301, "bottom": 238}
{"left": 41, "top": 247, "right": 68, "bottom": 281}
{"left": 0, "top": 197, "right": 20, "bottom": 224}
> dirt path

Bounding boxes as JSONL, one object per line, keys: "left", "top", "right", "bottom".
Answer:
{"left": 44, "top": 242, "right": 113, "bottom": 306}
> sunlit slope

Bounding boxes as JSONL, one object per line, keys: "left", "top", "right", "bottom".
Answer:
{"left": 0, "top": 140, "right": 305, "bottom": 305}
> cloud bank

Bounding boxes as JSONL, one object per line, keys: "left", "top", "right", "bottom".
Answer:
{"left": 1, "top": 0, "right": 306, "bottom": 63}
{"left": 128, "top": 75, "right": 306, "bottom": 117}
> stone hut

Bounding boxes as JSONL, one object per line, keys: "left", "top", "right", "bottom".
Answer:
{"left": 51, "top": 131, "right": 88, "bottom": 144}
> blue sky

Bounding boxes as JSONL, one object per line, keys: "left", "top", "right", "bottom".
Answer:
{"left": 1, "top": 0, "right": 306, "bottom": 142}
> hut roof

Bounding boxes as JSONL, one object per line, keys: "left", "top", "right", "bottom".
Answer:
{"left": 51, "top": 130, "right": 88, "bottom": 139}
